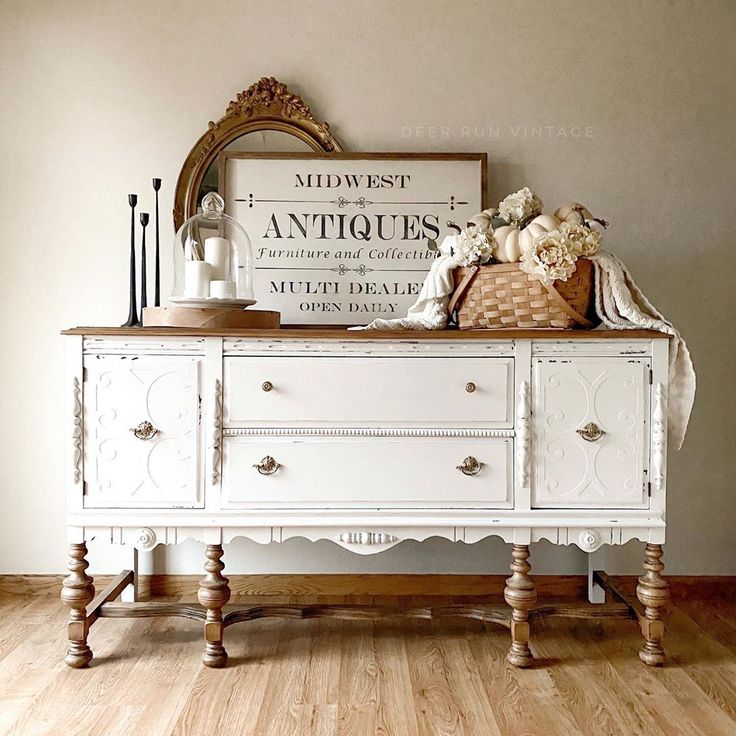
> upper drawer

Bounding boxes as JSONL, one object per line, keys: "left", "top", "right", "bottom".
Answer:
{"left": 223, "top": 357, "right": 513, "bottom": 427}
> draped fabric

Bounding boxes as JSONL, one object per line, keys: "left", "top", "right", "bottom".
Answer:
{"left": 352, "top": 246, "right": 695, "bottom": 449}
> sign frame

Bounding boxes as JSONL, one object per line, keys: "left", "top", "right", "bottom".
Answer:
{"left": 219, "top": 151, "right": 488, "bottom": 326}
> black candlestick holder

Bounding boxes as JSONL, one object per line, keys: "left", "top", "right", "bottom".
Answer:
{"left": 152, "top": 178, "right": 162, "bottom": 306}
{"left": 140, "top": 212, "right": 150, "bottom": 313}
{"left": 121, "top": 194, "right": 141, "bottom": 327}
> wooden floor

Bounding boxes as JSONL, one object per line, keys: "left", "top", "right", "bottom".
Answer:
{"left": 1, "top": 589, "right": 736, "bottom": 736}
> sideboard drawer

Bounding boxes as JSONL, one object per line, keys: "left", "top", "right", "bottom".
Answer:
{"left": 222, "top": 436, "right": 512, "bottom": 508}
{"left": 224, "top": 357, "right": 513, "bottom": 427}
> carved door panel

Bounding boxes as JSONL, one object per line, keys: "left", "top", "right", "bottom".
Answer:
{"left": 532, "top": 357, "right": 649, "bottom": 508}
{"left": 83, "top": 356, "right": 202, "bottom": 508}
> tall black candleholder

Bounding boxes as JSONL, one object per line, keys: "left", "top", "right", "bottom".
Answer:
{"left": 121, "top": 194, "right": 141, "bottom": 327}
{"left": 140, "top": 212, "right": 150, "bottom": 313}
{"left": 152, "top": 178, "right": 162, "bottom": 306}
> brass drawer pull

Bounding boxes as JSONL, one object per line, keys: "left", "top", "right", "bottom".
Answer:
{"left": 262, "top": 381, "right": 274, "bottom": 392}
{"left": 129, "top": 421, "right": 159, "bottom": 441}
{"left": 465, "top": 381, "right": 476, "bottom": 393}
{"left": 576, "top": 422, "right": 605, "bottom": 442}
{"left": 254, "top": 455, "right": 281, "bottom": 475}
{"left": 456, "top": 456, "right": 483, "bottom": 476}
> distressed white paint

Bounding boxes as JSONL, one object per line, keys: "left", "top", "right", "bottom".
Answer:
{"left": 210, "top": 378, "right": 223, "bottom": 485}
{"left": 222, "top": 435, "right": 513, "bottom": 509}
{"left": 652, "top": 382, "right": 666, "bottom": 492}
{"left": 66, "top": 335, "right": 670, "bottom": 573}
{"left": 71, "top": 377, "right": 83, "bottom": 484}
{"left": 532, "top": 357, "right": 650, "bottom": 508}
{"left": 82, "top": 355, "right": 203, "bottom": 509}
{"left": 224, "top": 356, "right": 513, "bottom": 427}
{"left": 516, "top": 380, "right": 531, "bottom": 488}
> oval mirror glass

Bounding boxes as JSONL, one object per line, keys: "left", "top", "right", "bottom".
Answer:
{"left": 197, "top": 130, "right": 315, "bottom": 204}
{"left": 173, "top": 77, "right": 342, "bottom": 230}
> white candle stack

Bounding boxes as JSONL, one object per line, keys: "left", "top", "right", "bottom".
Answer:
{"left": 181, "top": 236, "right": 235, "bottom": 301}
{"left": 184, "top": 261, "right": 211, "bottom": 298}
{"left": 210, "top": 280, "right": 237, "bottom": 299}
{"left": 205, "top": 237, "right": 230, "bottom": 281}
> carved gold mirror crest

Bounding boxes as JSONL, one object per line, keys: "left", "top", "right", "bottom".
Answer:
{"left": 173, "top": 77, "right": 342, "bottom": 230}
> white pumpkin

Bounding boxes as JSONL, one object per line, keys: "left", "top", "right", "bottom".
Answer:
{"left": 467, "top": 208, "right": 499, "bottom": 233}
{"left": 554, "top": 202, "right": 591, "bottom": 225}
{"left": 554, "top": 202, "right": 608, "bottom": 228}
{"left": 468, "top": 212, "right": 492, "bottom": 232}
{"left": 492, "top": 214, "right": 561, "bottom": 262}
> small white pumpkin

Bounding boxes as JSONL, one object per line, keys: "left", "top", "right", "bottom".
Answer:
{"left": 468, "top": 212, "right": 492, "bottom": 232}
{"left": 467, "top": 208, "right": 499, "bottom": 233}
{"left": 554, "top": 202, "right": 591, "bottom": 225}
{"left": 554, "top": 202, "right": 608, "bottom": 229}
{"left": 492, "top": 214, "right": 561, "bottom": 262}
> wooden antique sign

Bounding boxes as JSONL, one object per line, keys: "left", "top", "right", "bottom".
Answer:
{"left": 220, "top": 152, "right": 487, "bottom": 325}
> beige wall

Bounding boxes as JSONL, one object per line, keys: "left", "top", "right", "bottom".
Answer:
{"left": 1, "top": 0, "right": 734, "bottom": 575}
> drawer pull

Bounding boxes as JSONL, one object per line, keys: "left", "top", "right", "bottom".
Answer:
{"left": 576, "top": 422, "right": 605, "bottom": 442}
{"left": 456, "top": 456, "right": 483, "bottom": 476}
{"left": 129, "top": 421, "right": 159, "bottom": 441}
{"left": 254, "top": 455, "right": 281, "bottom": 475}
{"left": 465, "top": 381, "right": 476, "bottom": 393}
{"left": 261, "top": 381, "right": 274, "bottom": 392}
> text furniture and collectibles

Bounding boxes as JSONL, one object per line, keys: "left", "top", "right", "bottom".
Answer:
{"left": 62, "top": 327, "right": 671, "bottom": 668}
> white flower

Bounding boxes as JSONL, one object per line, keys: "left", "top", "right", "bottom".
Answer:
{"left": 452, "top": 224, "right": 495, "bottom": 266}
{"left": 520, "top": 230, "right": 578, "bottom": 285}
{"left": 560, "top": 221, "right": 602, "bottom": 257}
{"left": 498, "top": 187, "right": 544, "bottom": 225}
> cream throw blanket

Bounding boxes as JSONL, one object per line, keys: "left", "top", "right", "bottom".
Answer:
{"left": 591, "top": 251, "right": 695, "bottom": 450}
{"left": 351, "top": 245, "right": 695, "bottom": 449}
{"left": 349, "top": 235, "right": 462, "bottom": 331}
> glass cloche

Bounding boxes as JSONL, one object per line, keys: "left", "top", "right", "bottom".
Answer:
{"left": 171, "top": 192, "right": 254, "bottom": 306}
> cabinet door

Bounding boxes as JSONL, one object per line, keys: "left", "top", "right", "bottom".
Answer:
{"left": 83, "top": 356, "right": 202, "bottom": 508}
{"left": 532, "top": 357, "right": 649, "bottom": 508}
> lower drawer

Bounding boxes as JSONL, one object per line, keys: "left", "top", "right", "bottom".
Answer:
{"left": 221, "top": 436, "right": 512, "bottom": 509}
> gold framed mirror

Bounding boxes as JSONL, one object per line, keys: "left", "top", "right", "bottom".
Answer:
{"left": 173, "top": 77, "right": 342, "bottom": 230}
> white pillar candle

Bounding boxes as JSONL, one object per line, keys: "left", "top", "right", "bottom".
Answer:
{"left": 210, "top": 280, "right": 237, "bottom": 299}
{"left": 184, "top": 261, "right": 211, "bottom": 298}
{"left": 204, "top": 237, "right": 230, "bottom": 281}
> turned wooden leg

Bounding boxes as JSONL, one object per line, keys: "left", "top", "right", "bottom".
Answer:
{"left": 504, "top": 544, "right": 537, "bottom": 667}
{"left": 636, "top": 543, "right": 670, "bottom": 666}
{"left": 60, "top": 542, "right": 95, "bottom": 668}
{"left": 197, "top": 544, "right": 230, "bottom": 668}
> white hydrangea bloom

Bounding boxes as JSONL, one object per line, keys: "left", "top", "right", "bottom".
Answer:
{"left": 452, "top": 224, "right": 495, "bottom": 266}
{"left": 560, "top": 221, "right": 602, "bottom": 257}
{"left": 520, "top": 230, "right": 578, "bottom": 285}
{"left": 498, "top": 187, "right": 544, "bottom": 225}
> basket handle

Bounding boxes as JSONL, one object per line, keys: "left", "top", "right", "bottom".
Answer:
{"left": 542, "top": 281, "right": 594, "bottom": 328}
{"left": 448, "top": 265, "right": 480, "bottom": 316}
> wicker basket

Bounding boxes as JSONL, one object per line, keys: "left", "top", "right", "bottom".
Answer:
{"left": 449, "top": 258, "right": 595, "bottom": 330}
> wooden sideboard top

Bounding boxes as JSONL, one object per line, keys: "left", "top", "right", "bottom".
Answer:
{"left": 62, "top": 326, "right": 671, "bottom": 340}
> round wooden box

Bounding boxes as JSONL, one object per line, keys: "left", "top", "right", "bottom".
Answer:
{"left": 142, "top": 307, "right": 280, "bottom": 329}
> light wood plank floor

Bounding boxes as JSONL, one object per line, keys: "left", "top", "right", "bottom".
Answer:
{"left": 1, "top": 591, "right": 735, "bottom": 736}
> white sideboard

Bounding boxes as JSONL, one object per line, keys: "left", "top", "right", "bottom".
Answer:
{"left": 62, "top": 327, "right": 672, "bottom": 669}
